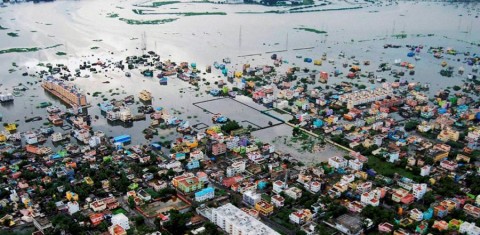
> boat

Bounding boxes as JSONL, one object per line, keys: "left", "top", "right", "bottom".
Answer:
{"left": 48, "top": 114, "right": 63, "bottom": 126}
{"left": 125, "top": 72, "right": 131, "bottom": 77}
{"left": 38, "top": 102, "right": 52, "bottom": 108}
{"left": 414, "top": 56, "right": 421, "bottom": 61}
{"left": 441, "top": 61, "right": 447, "bottom": 67}
{"left": 46, "top": 106, "right": 61, "bottom": 113}
{"left": 223, "top": 57, "right": 231, "bottom": 64}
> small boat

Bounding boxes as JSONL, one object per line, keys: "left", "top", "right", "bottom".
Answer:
{"left": 441, "top": 61, "right": 447, "bottom": 67}
{"left": 414, "top": 56, "right": 421, "bottom": 61}
{"left": 125, "top": 72, "right": 131, "bottom": 77}
{"left": 46, "top": 106, "right": 61, "bottom": 113}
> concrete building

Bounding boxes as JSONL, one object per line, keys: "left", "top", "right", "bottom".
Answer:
{"left": 289, "top": 209, "right": 313, "bottom": 225}
{"left": 420, "top": 165, "right": 431, "bottom": 177}
{"left": 459, "top": 222, "right": 480, "bottom": 235}
{"left": 255, "top": 200, "right": 274, "bottom": 216}
{"left": 195, "top": 187, "right": 215, "bottom": 202}
{"left": 226, "top": 160, "right": 246, "bottom": 177}
{"left": 111, "top": 213, "right": 130, "bottom": 230}
{"left": 242, "top": 190, "right": 261, "bottom": 207}
{"left": 328, "top": 156, "right": 347, "bottom": 169}
{"left": 67, "top": 201, "right": 79, "bottom": 215}
{"left": 42, "top": 76, "right": 87, "bottom": 107}
{"left": 412, "top": 183, "right": 427, "bottom": 200}
{"left": 210, "top": 203, "right": 280, "bottom": 235}
{"left": 272, "top": 180, "right": 286, "bottom": 194}
{"left": 284, "top": 187, "right": 302, "bottom": 200}
{"left": 271, "top": 195, "right": 285, "bottom": 207}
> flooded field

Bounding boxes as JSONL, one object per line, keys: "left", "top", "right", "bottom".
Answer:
{"left": 1, "top": 0, "right": 479, "bottom": 159}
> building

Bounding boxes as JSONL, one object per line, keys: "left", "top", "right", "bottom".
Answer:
{"left": 334, "top": 214, "right": 364, "bottom": 235}
{"left": 172, "top": 174, "right": 204, "bottom": 193}
{"left": 212, "top": 142, "right": 227, "bottom": 156}
{"left": 328, "top": 156, "right": 347, "bottom": 169}
{"left": 437, "top": 128, "right": 460, "bottom": 142}
{"left": 459, "top": 222, "right": 480, "bottom": 235}
{"left": 255, "top": 200, "right": 274, "bottom": 216}
{"left": 111, "top": 213, "right": 130, "bottom": 230}
{"left": 272, "top": 180, "right": 286, "bottom": 194}
{"left": 67, "top": 201, "right": 79, "bottom": 215}
{"left": 284, "top": 187, "right": 302, "bottom": 200}
{"left": 434, "top": 205, "right": 448, "bottom": 218}
{"left": 109, "top": 224, "right": 127, "bottom": 235}
{"left": 432, "top": 220, "right": 448, "bottom": 232}
{"left": 195, "top": 187, "right": 215, "bottom": 202}
{"left": 412, "top": 183, "right": 427, "bottom": 200}
{"left": 289, "top": 209, "right": 313, "bottom": 225}
{"left": 210, "top": 203, "right": 280, "bottom": 235}
{"left": 440, "top": 160, "right": 458, "bottom": 171}
{"left": 271, "top": 195, "right": 285, "bottom": 207}
{"left": 243, "top": 190, "right": 261, "bottom": 207}
{"left": 33, "top": 217, "right": 53, "bottom": 233}
{"left": 226, "top": 160, "right": 246, "bottom": 177}
{"left": 378, "top": 222, "right": 394, "bottom": 233}
{"left": 361, "top": 190, "right": 380, "bottom": 207}
{"left": 392, "top": 188, "right": 414, "bottom": 204}
{"left": 410, "top": 208, "right": 423, "bottom": 222}
{"left": 420, "top": 165, "right": 431, "bottom": 176}
{"left": 90, "top": 213, "right": 104, "bottom": 226}
{"left": 90, "top": 200, "right": 106, "bottom": 212}
{"left": 42, "top": 76, "right": 87, "bottom": 107}
{"left": 464, "top": 204, "right": 480, "bottom": 218}
{"left": 348, "top": 159, "right": 363, "bottom": 171}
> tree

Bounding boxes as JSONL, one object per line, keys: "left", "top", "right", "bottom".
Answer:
{"left": 404, "top": 120, "right": 419, "bottom": 131}
{"left": 128, "top": 196, "right": 135, "bottom": 209}
{"left": 134, "top": 216, "right": 145, "bottom": 225}
{"left": 221, "top": 120, "right": 241, "bottom": 133}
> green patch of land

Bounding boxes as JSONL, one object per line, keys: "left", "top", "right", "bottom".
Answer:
{"left": 0, "top": 44, "right": 63, "bottom": 55}
{"left": 0, "top": 25, "right": 8, "bottom": 30}
{"left": 303, "top": 0, "right": 314, "bottom": 5}
{"left": 294, "top": 27, "right": 327, "bottom": 34}
{"left": 93, "top": 39, "right": 103, "bottom": 42}
{"left": 152, "top": 1, "right": 180, "bottom": 7}
{"left": 44, "top": 44, "right": 63, "bottom": 49}
{"left": 7, "top": 32, "right": 18, "bottom": 37}
{"left": 56, "top": 51, "right": 67, "bottom": 56}
{"left": 0, "top": 47, "right": 40, "bottom": 54}
{"left": 91, "top": 47, "right": 100, "bottom": 50}
{"left": 107, "top": 13, "right": 119, "bottom": 18}
{"left": 183, "top": 12, "right": 226, "bottom": 16}
{"left": 118, "top": 18, "right": 178, "bottom": 25}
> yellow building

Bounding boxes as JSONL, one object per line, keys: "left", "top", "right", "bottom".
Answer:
{"left": 0, "top": 134, "right": 6, "bottom": 142}
{"left": 5, "top": 123, "right": 16, "bottom": 132}
{"left": 437, "top": 128, "right": 460, "bottom": 142}
{"left": 255, "top": 200, "right": 274, "bottom": 216}
{"left": 84, "top": 177, "right": 94, "bottom": 186}
{"left": 66, "top": 191, "right": 79, "bottom": 201}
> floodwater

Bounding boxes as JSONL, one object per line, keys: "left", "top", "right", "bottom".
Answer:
{"left": 0, "top": 0, "right": 479, "bottom": 157}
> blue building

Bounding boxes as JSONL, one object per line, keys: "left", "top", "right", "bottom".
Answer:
{"left": 195, "top": 187, "right": 214, "bottom": 202}
{"left": 186, "top": 159, "right": 200, "bottom": 170}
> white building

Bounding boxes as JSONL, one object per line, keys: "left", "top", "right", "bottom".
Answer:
{"left": 24, "top": 132, "right": 38, "bottom": 145}
{"left": 388, "top": 151, "right": 399, "bottom": 163}
{"left": 67, "top": 201, "right": 80, "bottom": 215}
{"left": 242, "top": 190, "right": 261, "bottom": 207}
{"left": 412, "top": 183, "right": 427, "bottom": 200}
{"left": 420, "top": 165, "right": 431, "bottom": 177}
{"left": 226, "top": 160, "right": 246, "bottom": 177}
{"left": 273, "top": 180, "right": 286, "bottom": 194}
{"left": 271, "top": 195, "right": 285, "bottom": 207}
{"left": 210, "top": 203, "right": 280, "bottom": 235}
{"left": 348, "top": 159, "right": 363, "bottom": 171}
{"left": 284, "top": 187, "right": 302, "bottom": 200}
{"left": 360, "top": 190, "right": 380, "bottom": 207}
{"left": 459, "top": 222, "right": 480, "bottom": 235}
{"left": 329, "top": 156, "right": 347, "bottom": 169}
{"left": 356, "top": 182, "right": 373, "bottom": 194}
{"left": 111, "top": 213, "right": 130, "bottom": 230}
{"left": 340, "top": 174, "right": 355, "bottom": 185}
{"left": 307, "top": 181, "right": 321, "bottom": 193}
